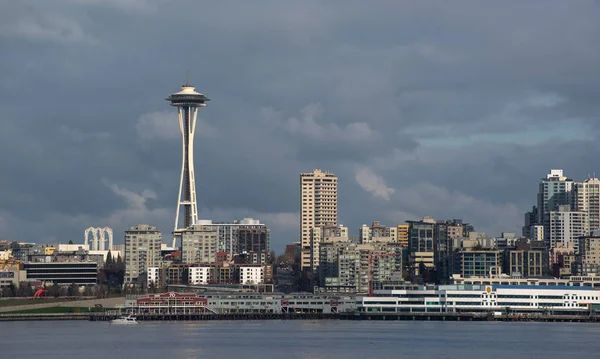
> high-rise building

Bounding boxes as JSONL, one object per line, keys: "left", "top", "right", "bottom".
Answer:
{"left": 124, "top": 224, "right": 162, "bottom": 283}
{"left": 537, "top": 170, "right": 574, "bottom": 245}
{"left": 549, "top": 205, "right": 588, "bottom": 251}
{"left": 573, "top": 177, "right": 600, "bottom": 233}
{"left": 531, "top": 225, "right": 544, "bottom": 242}
{"left": 317, "top": 241, "right": 402, "bottom": 293}
{"left": 237, "top": 227, "right": 270, "bottom": 254}
{"left": 360, "top": 221, "right": 397, "bottom": 243}
{"left": 522, "top": 206, "right": 538, "bottom": 238}
{"left": 310, "top": 224, "right": 348, "bottom": 271}
{"left": 396, "top": 224, "right": 409, "bottom": 247}
{"left": 579, "top": 231, "right": 600, "bottom": 275}
{"left": 167, "top": 80, "right": 210, "bottom": 247}
{"left": 300, "top": 169, "right": 338, "bottom": 270}
{"left": 195, "top": 218, "right": 269, "bottom": 256}
{"left": 407, "top": 217, "right": 436, "bottom": 275}
{"left": 181, "top": 225, "right": 218, "bottom": 264}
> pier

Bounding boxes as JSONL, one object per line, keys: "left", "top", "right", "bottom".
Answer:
{"left": 84, "top": 311, "right": 600, "bottom": 323}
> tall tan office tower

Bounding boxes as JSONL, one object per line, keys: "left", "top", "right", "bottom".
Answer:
{"left": 300, "top": 169, "right": 338, "bottom": 270}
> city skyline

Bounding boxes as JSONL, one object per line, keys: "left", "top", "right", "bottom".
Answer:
{"left": 1, "top": 2, "right": 600, "bottom": 253}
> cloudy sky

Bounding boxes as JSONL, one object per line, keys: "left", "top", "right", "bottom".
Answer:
{"left": 1, "top": 1, "right": 599, "bottom": 252}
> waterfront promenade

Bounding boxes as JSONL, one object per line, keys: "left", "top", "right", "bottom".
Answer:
{"left": 0, "top": 297, "right": 125, "bottom": 313}
{"left": 3, "top": 310, "right": 600, "bottom": 323}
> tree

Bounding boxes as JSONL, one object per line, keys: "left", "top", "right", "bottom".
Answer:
{"left": 1, "top": 286, "right": 12, "bottom": 298}
{"left": 47, "top": 283, "right": 60, "bottom": 297}
{"left": 105, "top": 251, "right": 113, "bottom": 267}
{"left": 83, "top": 286, "right": 93, "bottom": 297}
{"left": 67, "top": 283, "right": 79, "bottom": 297}
{"left": 18, "top": 283, "right": 34, "bottom": 297}
{"left": 268, "top": 250, "right": 277, "bottom": 265}
{"left": 68, "top": 240, "right": 73, "bottom": 244}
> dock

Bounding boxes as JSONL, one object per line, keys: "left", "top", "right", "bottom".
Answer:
{"left": 86, "top": 311, "right": 600, "bottom": 323}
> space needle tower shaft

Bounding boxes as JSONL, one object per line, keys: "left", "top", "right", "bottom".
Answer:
{"left": 166, "top": 78, "right": 210, "bottom": 247}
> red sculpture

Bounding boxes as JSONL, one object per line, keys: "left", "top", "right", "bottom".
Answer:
{"left": 33, "top": 288, "right": 48, "bottom": 299}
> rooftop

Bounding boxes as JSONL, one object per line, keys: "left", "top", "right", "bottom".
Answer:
{"left": 167, "top": 84, "right": 210, "bottom": 106}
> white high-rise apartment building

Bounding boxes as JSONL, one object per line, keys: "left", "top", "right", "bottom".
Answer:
{"left": 549, "top": 205, "right": 588, "bottom": 251}
{"left": 573, "top": 177, "right": 600, "bottom": 233}
{"left": 300, "top": 169, "right": 338, "bottom": 270}
{"left": 537, "top": 169, "right": 574, "bottom": 246}
{"left": 124, "top": 224, "right": 162, "bottom": 283}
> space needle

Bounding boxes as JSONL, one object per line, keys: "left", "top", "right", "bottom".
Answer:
{"left": 167, "top": 77, "right": 210, "bottom": 248}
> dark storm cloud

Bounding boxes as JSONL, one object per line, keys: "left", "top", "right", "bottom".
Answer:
{"left": 0, "top": 0, "right": 599, "bottom": 250}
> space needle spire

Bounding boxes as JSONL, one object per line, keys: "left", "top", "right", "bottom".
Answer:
{"left": 166, "top": 77, "right": 210, "bottom": 247}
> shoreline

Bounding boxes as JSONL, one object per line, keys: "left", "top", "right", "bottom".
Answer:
{"left": 3, "top": 311, "right": 600, "bottom": 323}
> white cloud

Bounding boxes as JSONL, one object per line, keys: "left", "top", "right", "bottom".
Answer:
{"left": 354, "top": 167, "right": 395, "bottom": 201}
{"left": 136, "top": 110, "right": 218, "bottom": 141}
{"left": 102, "top": 181, "right": 171, "bottom": 231}
{"left": 261, "top": 103, "right": 380, "bottom": 142}
{"left": 105, "top": 181, "right": 156, "bottom": 210}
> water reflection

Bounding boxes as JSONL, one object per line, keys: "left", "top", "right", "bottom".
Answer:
{"left": 2, "top": 320, "right": 600, "bottom": 359}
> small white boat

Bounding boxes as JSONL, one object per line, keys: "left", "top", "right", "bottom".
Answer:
{"left": 110, "top": 315, "right": 139, "bottom": 325}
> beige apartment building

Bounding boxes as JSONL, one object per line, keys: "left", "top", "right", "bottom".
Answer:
{"left": 580, "top": 232, "right": 600, "bottom": 275}
{"left": 181, "top": 225, "right": 218, "bottom": 264}
{"left": 574, "top": 177, "right": 600, "bottom": 232}
{"left": 300, "top": 169, "right": 338, "bottom": 270}
{"left": 124, "top": 224, "right": 162, "bottom": 283}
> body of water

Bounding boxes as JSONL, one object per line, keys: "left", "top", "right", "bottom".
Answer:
{"left": 1, "top": 320, "right": 599, "bottom": 358}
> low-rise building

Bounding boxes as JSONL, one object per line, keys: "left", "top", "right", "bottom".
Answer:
{"left": 551, "top": 242, "right": 577, "bottom": 278}
{"left": 147, "top": 267, "right": 161, "bottom": 287}
{"left": 504, "top": 238, "right": 548, "bottom": 277}
{"left": 359, "top": 284, "right": 600, "bottom": 314}
{"left": 239, "top": 266, "right": 265, "bottom": 285}
{"left": 454, "top": 250, "right": 503, "bottom": 278}
{"left": 189, "top": 266, "right": 211, "bottom": 285}
{"left": 0, "top": 250, "right": 13, "bottom": 260}
{"left": 24, "top": 261, "right": 98, "bottom": 285}
{"left": 0, "top": 269, "right": 26, "bottom": 288}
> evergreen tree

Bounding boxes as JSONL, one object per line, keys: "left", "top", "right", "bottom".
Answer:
{"left": 8, "top": 283, "right": 17, "bottom": 297}
{"left": 105, "top": 251, "right": 113, "bottom": 267}
{"left": 68, "top": 240, "right": 73, "bottom": 244}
